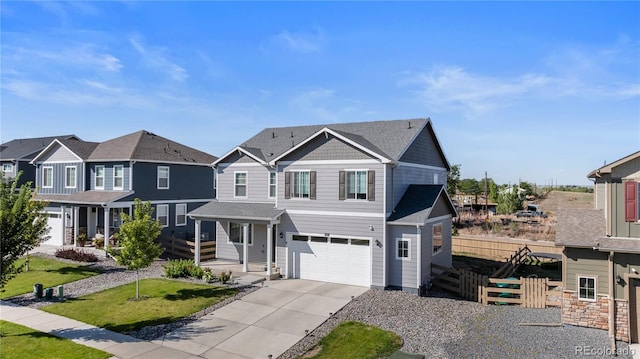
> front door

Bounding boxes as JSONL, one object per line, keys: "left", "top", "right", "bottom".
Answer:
{"left": 87, "top": 207, "right": 98, "bottom": 238}
{"left": 630, "top": 278, "right": 640, "bottom": 343}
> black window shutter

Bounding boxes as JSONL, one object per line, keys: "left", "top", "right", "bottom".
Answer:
{"left": 338, "top": 171, "right": 346, "bottom": 200}
{"left": 367, "top": 170, "right": 375, "bottom": 201}
{"left": 284, "top": 171, "right": 291, "bottom": 199}
{"left": 310, "top": 171, "right": 317, "bottom": 200}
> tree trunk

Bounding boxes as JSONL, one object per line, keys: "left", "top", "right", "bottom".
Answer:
{"left": 136, "top": 269, "right": 140, "bottom": 299}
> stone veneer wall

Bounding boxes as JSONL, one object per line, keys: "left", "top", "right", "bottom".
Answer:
{"left": 563, "top": 291, "right": 630, "bottom": 342}
{"left": 65, "top": 227, "right": 74, "bottom": 245}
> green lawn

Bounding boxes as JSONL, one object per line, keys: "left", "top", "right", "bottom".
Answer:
{"left": 304, "top": 321, "right": 403, "bottom": 359}
{"left": 43, "top": 278, "right": 238, "bottom": 333}
{"left": 0, "top": 320, "right": 110, "bottom": 359}
{"left": 0, "top": 256, "right": 102, "bottom": 299}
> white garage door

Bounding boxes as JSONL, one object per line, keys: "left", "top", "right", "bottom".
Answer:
{"left": 42, "top": 212, "right": 64, "bottom": 246}
{"left": 288, "top": 234, "right": 371, "bottom": 287}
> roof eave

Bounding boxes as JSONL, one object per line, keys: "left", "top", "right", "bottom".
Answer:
{"left": 213, "top": 146, "right": 267, "bottom": 166}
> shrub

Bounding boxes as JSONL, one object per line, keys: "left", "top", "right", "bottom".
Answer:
{"left": 164, "top": 259, "right": 204, "bottom": 279}
{"left": 202, "top": 268, "right": 215, "bottom": 282}
{"left": 94, "top": 237, "right": 104, "bottom": 249}
{"left": 55, "top": 249, "right": 99, "bottom": 262}
{"left": 218, "top": 270, "right": 232, "bottom": 284}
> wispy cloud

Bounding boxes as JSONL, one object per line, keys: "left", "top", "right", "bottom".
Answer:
{"left": 4, "top": 44, "right": 122, "bottom": 73}
{"left": 128, "top": 35, "right": 188, "bottom": 81}
{"left": 264, "top": 28, "right": 326, "bottom": 54}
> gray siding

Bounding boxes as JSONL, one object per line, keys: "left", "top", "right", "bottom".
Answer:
{"left": 216, "top": 163, "right": 275, "bottom": 203}
{"left": 564, "top": 247, "right": 609, "bottom": 294}
{"left": 38, "top": 144, "right": 79, "bottom": 162}
{"left": 37, "top": 162, "right": 83, "bottom": 194}
{"left": 612, "top": 157, "right": 640, "bottom": 179}
{"left": 122, "top": 162, "right": 214, "bottom": 201}
{"left": 387, "top": 226, "right": 418, "bottom": 289}
{"left": 610, "top": 182, "right": 640, "bottom": 238}
{"left": 280, "top": 134, "right": 372, "bottom": 162}
{"left": 279, "top": 162, "right": 385, "bottom": 214}
{"left": 399, "top": 124, "right": 447, "bottom": 167}
{"left": 594, "top": 182, "right": 605, "bottom": 210}
{"left": 215, "top": 221, "right": 270, "bottom": 263}
{"left": 225, "top": 152, "right": 260, "bottom": 164}
{"left": 391, "top": 165, "right": 447, "bottom": 209}
{"left": 87, "top": 162, "right": 130, "bottom": 191}
{"left": 278, "top": 213, "right": 385, "bottom": 287}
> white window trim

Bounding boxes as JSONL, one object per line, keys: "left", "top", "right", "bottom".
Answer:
{"left": 175, "top": 203, "right": 187, "bottom": 226}
{"left": 64, "top": 166, "right": 77, "bottom": 189}
{"left": 113, "top": 165, "right": 124, "bottom": 190}
{"left": 95, "top": 165, "right": 105, "bottom": 190}
{"left": 42, "top": 166, "right": 53, "bottom": 188}
{"left": 2, "top": 163, "right": 14, "bottom": 172}
{"left": 577, "top": 275, "right": 597, "bottom": 302}
{"left": 290, "top": 170, "right": 311, "bottom": 200}
{"left": 268, "top": 171, "right": 276, "bottom": 199}
{"left": 157, "top": 166, "right": 170, "bottom": 189}
{"left": 156, "top": 204, "right": 169, "bottom": 228}
{"left": 345, "top": 169, "right": 368, "bottom": 201}
{"left": 395, "top": 237, "right": 410, "bottom": 261}
{"left": 234, "top": 171, "right": 248, "bottom": 198}
{"left": 227, "top": 222, "right": 253, "bottom": 246}
{"left": 432, "top": 223, "right": 443, "bottom": 255}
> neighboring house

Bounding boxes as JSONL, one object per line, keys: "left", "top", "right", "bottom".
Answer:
{"left": 31, "top": 131, "right": 217, "bottom": 249}
{"left": 189, "top": 118, "right": 457, "bottom": 293}
{"left": 556, "top": 150, "right": 640, "bottom": 343}
{"left": 0, "top": 135, "right": 78, "bottom": 187}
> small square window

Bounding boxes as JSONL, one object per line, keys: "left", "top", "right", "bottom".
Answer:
{"left": 396, "top": 238, "right": 410, "bottom": 260}
{"left": 578, "top": 276, "right": 596, "bottom": 301}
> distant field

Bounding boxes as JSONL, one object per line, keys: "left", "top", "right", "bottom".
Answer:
{"left": 537, "top": 190, "right": 593, "bottom": 216}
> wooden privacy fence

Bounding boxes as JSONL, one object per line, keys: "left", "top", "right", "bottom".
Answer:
{"left": 491, "top": 245, "right": 531, "bottom": 278}
{"left": 431, "top": 263, "right": 562, "bottom": 308}
{"left": 156, "top": 236, "right": 216, "bottom": 261}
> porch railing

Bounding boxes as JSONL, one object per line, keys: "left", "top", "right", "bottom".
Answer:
{"left": 156, "top": 235, "right": 216, "bottom": 261}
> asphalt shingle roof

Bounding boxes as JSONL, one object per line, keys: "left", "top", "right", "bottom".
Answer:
{"left": 387, "top": 184, "right": 446, "bottom": 224}
{"left": 35, "top": 191, "right": 133, "bottom": 205}
{"left": 234, "top": 118, "right": 431, "bottom": 163}
{"left": 58, "top": 138, "right": 99, "bottom": 160}
{"left": 555, "top": 208, "right": 605, "bottom": 248}
{"left": 189, "top": 201, "right": 284, "bottom": 222}
{"left": 0, "top": 135, "right": 77, "bottom": 160}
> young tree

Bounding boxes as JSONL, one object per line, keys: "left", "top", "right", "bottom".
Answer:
{"left": 113, "top": 198, "right": 163, "bottom": 299}
{"left": 0, "top": 172, "right": 49, "bottom": 288}
{"left": 496, "top": 184, "right": 525, "bottom": 214}
{"left": 446, "top": 164, "right": 461, "bottom": 197}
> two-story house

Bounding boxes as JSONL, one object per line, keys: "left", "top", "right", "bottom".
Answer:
{"left": 31, "top": 131, "right": 217, "bottom": 251}
{"left": 189, "top": 118, "right": 457, "bottom": 294}
{"left": 0, "top": 135, "right": 78, "bottom": 188}
{"left": 557, "top": 150, "right": 640, "bottom": 343}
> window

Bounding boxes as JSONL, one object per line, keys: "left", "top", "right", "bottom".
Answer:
{"left": 234, "top": 172, "right": 247, "bottom": 197}
{"left": 578, "top": 276, "right": 596, "bottom": 301}
{"left": 433, "top": 223, "right": 443, "bottom": 254}
{"left": 113, "top": 165, "right": 124, "bottom": 190}
{"left": 95, "top": 165, "right": 105, "bottom": 189}
{"left": 112, "top": 208, "right": 124, "bottom": 228}
{"left": 42, "top": 166, "right": 53, "bottom": 188}
{"left": 65, "top": 166, "right": 76, "bottom": 188}
{"left": 292, "top": 171, "right": 310, "bottom": 198}
{"left": 339, "top": 170, "right": 374, "bottom": 201}
{"left": 346, "top": 170, "right": 367, "bottom": 200}
{"left": 228, "top": 222, "right": 253, "bottom": 245}
{"left": 2, "top": 164, "right": 13, "bottom": 172}
{"left": 176, "top": 203, "right": 187, "bottom": 226}
{"left": 268, "top": 171, "right": 276, "bottom": 198}
{"left": 157, "top": 166, "right": 169, "bottom": 189}
{"left": 156, "top": 204, "right": 169, "bottom": 227}
{"left": 396, "top": 238, "right": 410, "bottom": 260}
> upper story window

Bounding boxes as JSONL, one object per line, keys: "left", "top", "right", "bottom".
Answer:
{"left": 268, "top": 171, "right": 276, "bottom": 198}
{"left": 95, "top": 165, "right": 105, "bottom": 189}
{"left": 432, "top": 223, "right": 443, "bottom": 254}
{"left": 578, "top": 276, "right": 596, "bottom": 301}
{"left": 284, "top": 170, "right": 316, "bottom": 199}
{"left": 42, "top": 166, "right": 53, "bottom": 188}
{"left": 113, "top": 165, "right": 124, "bottom": 190}
{"left": 2, "top": 163, "right": 14, "bottom": 172}
{"left": 156, "top": 204, "right": 169, "bottom": 227}
{"left": 396, "top": 238, "right": 410, "bottom": 260}
{"left": 228, "top": 222, "right": 253, "bottom": 245}
{"left": 157, "top": 166, "right": 169, "bottom": 189}
{"left": 176, "top": 203, "right": 187, "bottom": 226}
{"left": 234, "top": 172, "right": 247, "bottom": 197}
{"left": 339, "top": 170, "right": 374, "bottom": 201}
{"left": 65, "top": 166, "right": 76, "bottom": 188}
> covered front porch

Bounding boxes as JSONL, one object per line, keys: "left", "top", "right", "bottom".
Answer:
{"left": 189, "top": 201, "right": 284, "bottom": 279}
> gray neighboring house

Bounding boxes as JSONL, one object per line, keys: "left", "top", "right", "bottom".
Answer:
{"left": 0, "top": 135, "right": 78, "bottom": 187}
{"left": 190, "top": 118, "right": 457, "bottom": 293}
{"left": 30, "top": 131, "right": 217, "bottom": 249}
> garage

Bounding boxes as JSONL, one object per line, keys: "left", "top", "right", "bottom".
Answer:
{"left": 288, "top": 234, "right": 371, "bottom": 287}
{"left": 42, "top": 212, "right": 64, "bottom": 246}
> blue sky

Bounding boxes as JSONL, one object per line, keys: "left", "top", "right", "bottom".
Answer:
{"left": 2, "top": 1, "right": 639, "bottom": 186}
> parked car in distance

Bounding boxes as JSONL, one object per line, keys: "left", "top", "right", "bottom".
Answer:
{"left": 516, "top": 210, "right": 548, "bottom": 218}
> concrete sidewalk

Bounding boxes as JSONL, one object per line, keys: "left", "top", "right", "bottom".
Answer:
{"left": 1, "top": 279, "right": 367, "bottom": 359}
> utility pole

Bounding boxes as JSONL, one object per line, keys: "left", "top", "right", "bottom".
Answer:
{"left": 485, "top": 171, "right": 488, "bottom": 220}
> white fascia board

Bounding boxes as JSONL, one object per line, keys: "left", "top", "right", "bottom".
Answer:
{"left": 30, "top": 139, "right": 83, "bottom": 164}
{"left": 269, "top": 127, "right": 391, "bottom": 166}
{"left": 212, "top": 146, "right": 267, "bottom": 167}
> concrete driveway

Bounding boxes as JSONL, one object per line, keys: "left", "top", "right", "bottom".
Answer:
{"left": 154, "top": 279, "right": 368, "bottom": 359}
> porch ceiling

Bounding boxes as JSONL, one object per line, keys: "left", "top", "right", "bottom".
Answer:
{"left": 189, "top": 201, "right": 284, "bottom": 222}
{"left": 34, "top": 190, "right": 133, "bottom": 206}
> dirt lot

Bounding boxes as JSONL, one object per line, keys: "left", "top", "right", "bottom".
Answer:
{"left": 536, "top": 190, "right": 593, "bottom": 216}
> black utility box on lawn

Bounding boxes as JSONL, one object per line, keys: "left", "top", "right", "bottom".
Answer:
{"left": 33, "top": 283, "right": 43, "bottom": 298}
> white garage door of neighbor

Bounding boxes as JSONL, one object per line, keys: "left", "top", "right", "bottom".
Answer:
{"left": 289, "top": 234, "right": 371, "bottom": 287}
{"left": 43, "top": 212, "right": 64, "bottom": 246}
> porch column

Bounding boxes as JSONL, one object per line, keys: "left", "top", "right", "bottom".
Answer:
{"left": 104, "top": 207, "right": 110, "bottom": 254}
{"left": 266, "top": 224, "right": 273, "bottom": 276}
{"left": 194, "top": 220, "right": 201, "bottom": 266}
{"left": 242, "top": 223, "right": 249, "bottom": 272}
{"left": 73, "top": 206, "right": 79, "bottom": 246}
{"left": 416, "top": 224, "right": 422, "bottom": 291}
